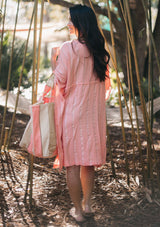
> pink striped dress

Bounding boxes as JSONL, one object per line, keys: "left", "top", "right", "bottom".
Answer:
{"left": 53, "top": 39, "right": 111, "bottom": 168}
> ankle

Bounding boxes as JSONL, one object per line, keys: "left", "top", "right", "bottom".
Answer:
{"left": 74, "top": 205, "right": 83, "bottom": 214}
{"left": 82, "top": 200, "right": 91, "bottom": 211}
{"left": 82, "top": 198, "right": 90, "bottom": 206}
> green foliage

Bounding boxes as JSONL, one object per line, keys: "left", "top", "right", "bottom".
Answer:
{"left": 0, "top": 33, "right": 33, "bottom": 90}
{"left": 41, "top": 55, "right": 50, "bottom": 69}
{"left": 107, "top": 71, "right": 128, "bottom": 107}
{"left": 108, "top": 71, "right": 160, "bottom": 107}
{"left": 151, "top": 0, "right": 159, "bottom": 8}
{"left": 141, "top": 78, "right": 160, "bottom": 101}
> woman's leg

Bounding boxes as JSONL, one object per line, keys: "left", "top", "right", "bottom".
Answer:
{"left": 80, "top": 166, "right": 95, "bottom": 213}
{"left": 66, "top": 165, "right": 85, "bottom": 222}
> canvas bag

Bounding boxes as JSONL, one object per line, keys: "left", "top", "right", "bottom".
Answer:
{"left": 20, "top": 84, "right": 57, "bottom": 158}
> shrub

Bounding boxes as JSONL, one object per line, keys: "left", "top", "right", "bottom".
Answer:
{"left": 0, "top": 33, "right": 33, "bottom": 90}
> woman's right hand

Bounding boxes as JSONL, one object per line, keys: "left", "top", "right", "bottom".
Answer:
{"left": 51, "top": 47, "right": 60, "bottom": 71}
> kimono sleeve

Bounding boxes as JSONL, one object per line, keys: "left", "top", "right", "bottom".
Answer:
{"left": 54, "top": 44, "right": 68, "bottom": 89}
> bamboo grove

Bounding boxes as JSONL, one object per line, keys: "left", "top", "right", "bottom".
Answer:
{"left": 0, "top": 0, "right": 160, "bottom": 205}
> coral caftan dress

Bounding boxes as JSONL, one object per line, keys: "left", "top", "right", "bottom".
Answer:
{"left": 51, "top": 39, "right": 111, "bottom": 169}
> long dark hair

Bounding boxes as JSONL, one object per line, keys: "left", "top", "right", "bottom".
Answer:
{"left": 69, "top": 4, "right": 110, "bottom": 81}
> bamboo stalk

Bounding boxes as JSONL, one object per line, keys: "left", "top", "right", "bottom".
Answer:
{"left": 123, "top": 0, "right": 145, "bottom": 183}
{"left": 126, "top": 44, "right": 136, "bottom": 178}
{"left": 117, "top": 0, "right": 149, "bottom": 186}
{"left": 148, "top": 41, "right": 151, "bottom": 120}
{"left": 147, "top": 0, "right": 152, "bottom": 133}
{"left": 29, "top": 154, "right": 34, "bottom": 207}
{"left": 0, "top": 0, "right": 7, "bottom": 75}
{"left": 147, "top": 0, "right": 151, "bottom": 122}
{"left": 126, "top": 52, "right": 132, "bottom": 118}
{"left": 148, "top": 0, "right": 153, "bottom": 132}
{"left": 0, "top": 0, "right": 20, "bottom": 151}
{"left": 29, "top": 0, "right": 38, "bottom": 207}
{"left": 141, "top": 0, "right": 160, "bottom": 77}
{"left": 106, "top": 115, "right": 116, "bottom": 179}
{"left": 28, "top": 1, "right": 45, "bottom": 205}
{"left": 142, "top": 92, "right": 160, "bottom": 189}
{"left": 106, "top": 0, "right": 130, "bottom": 185}
{"left": 123, "top": 0, "right": 153, "bottom": 183}
{"left": 0, "top": 0, "right": 4, "bottom": 23}
{"left": 32, "top": 0, "right": 38, "bottom": 104}
{"left": 6, "top": 5, "right": 35, "bottom": 148}
{"left": 0, "top": 0, "right": 8, "bottom": 151}
{"left": 119, "top": 0, "right": 151, "bottom": 165}
{"left": 2, "top": 127, "right": 9, "bottom": 151}
{"left": 24, "top": 160, "right": 30, "bottom": 203}
{"left": 126, "top": 28, "right": 145, "bottom": 183}
{"left": 0, "top": 0, "right": 4, "bottom": 10}
{"left": 124, "top": 5, "right": 136, "bottom": 177}
{"left": 36, "top": 0, "right": 44, "bottom": 97}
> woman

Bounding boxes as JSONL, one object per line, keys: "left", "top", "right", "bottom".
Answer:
{"left": 51, "top": 4, "right": 111, "bottom": 223}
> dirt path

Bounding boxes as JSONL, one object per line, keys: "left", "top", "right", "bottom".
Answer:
{"left": 0, "top": 106, "right": 160, "bottom": 227}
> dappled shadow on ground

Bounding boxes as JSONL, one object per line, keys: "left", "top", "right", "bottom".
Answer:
{"left": 0, "top": 106, "right": 160, "bottom": 226}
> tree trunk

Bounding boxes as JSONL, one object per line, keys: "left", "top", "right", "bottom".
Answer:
{"left": 113, "top": 1, "right": 147, "bottom": 94}
{"left": 143, "top": 0, "right": 160, "bottom": 92}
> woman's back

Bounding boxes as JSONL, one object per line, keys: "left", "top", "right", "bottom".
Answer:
{"left": 55, "top": 40, "right": 102, "bottom": 93}
{"left": 54, "top": 39, "right": 106, "bottom": 167}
